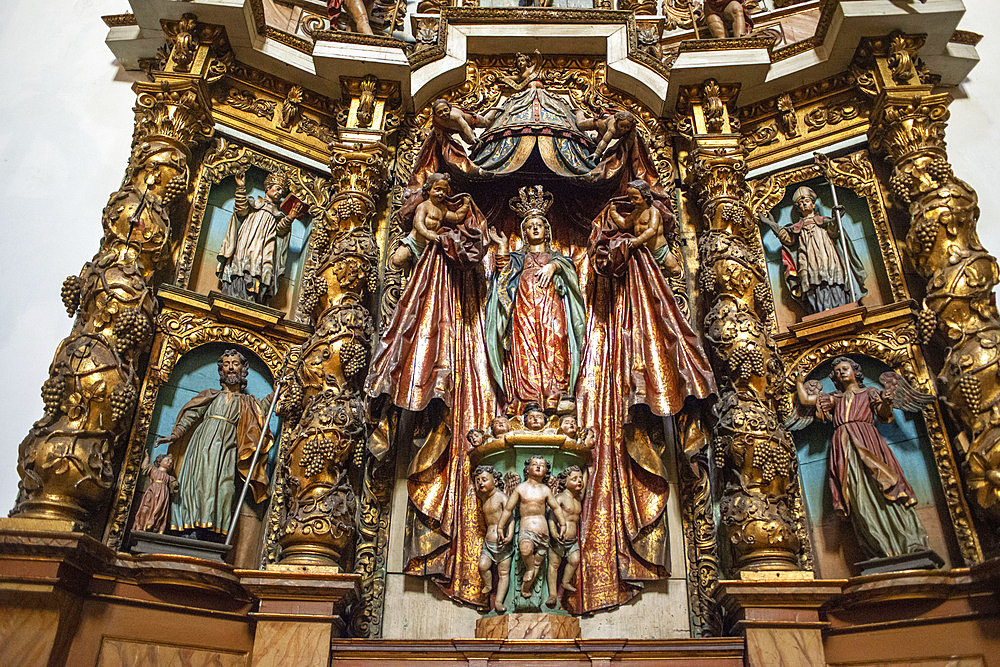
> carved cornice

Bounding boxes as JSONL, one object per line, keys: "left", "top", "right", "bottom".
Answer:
{"left": 102, "top": 13, "right": 137, "bottom": 28}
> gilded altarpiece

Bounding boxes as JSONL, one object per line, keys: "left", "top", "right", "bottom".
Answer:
{"left": 5, "top": 5, "right": 1000, "bottom": 665}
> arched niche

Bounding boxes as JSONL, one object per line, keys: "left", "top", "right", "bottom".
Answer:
{"left": 175, "top": 139, "right": 330, "bottom": 322}
{"left": 791, "top": 354, "right": 961, "bottom": 579}
{"left": 750, "top": 150, "right": 908, "bottom": 331}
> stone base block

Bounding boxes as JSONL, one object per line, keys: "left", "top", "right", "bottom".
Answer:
{"left": 855, "top": 549, "right": 944, "bottom": 576}
{"left": 130, "top": 530, "right": 232, "bottom": 562}
{"left": 475, "top": 612, "right": 580, "bottom": 639}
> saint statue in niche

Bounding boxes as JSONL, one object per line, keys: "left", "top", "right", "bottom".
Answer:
{"left": 131, "top": 452, "right": 179, "bottom": 534}
{"left": 485, "top": 186, "right": 586, "bottom": 415}
{"left": 157, "top": 349, "right": 273, "bottom": 540}
{"left": 788, "top": 357, "right": 940, "bottom": 565}
{"left": 762, "top": 185, "right": 867, "bottom": 315}
{"left": 217, "top": 171, "right": 302, "bottom": 306}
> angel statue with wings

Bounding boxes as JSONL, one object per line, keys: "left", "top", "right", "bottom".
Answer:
{"left": 788, "top": 356, "right": 935, "bottom": 561}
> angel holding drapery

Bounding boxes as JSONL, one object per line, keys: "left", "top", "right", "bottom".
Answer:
{"left": 787, "top": 356, "right": 935, "bottom": 560}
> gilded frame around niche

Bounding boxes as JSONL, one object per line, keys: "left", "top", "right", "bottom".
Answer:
{"left": 173, "top": 137, "right": 332, "bottom": 322}
{"left": 781, "top": 312, "right": 984, "bottom": 567}
{"left": 103, "top": 296, "right": 304, "bottom": 553}
{"left": 748, "top": 149, "right": 910, "bottom": 336}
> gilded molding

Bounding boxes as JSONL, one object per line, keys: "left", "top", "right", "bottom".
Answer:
{"left": 102, "top": 13, "right": 137, "bottom": 27}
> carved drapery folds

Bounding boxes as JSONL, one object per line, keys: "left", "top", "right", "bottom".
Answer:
{"left": 275, "top": 143, "right": 386, "bottom": 566}
{"left": 12, "top": 17, "right": 220, "bottom": 525}
{"left": 680, "top": 80, "right": 802, "bottom": 572}
{"left": 862, "top": 33, "right": 1000, "bottom": 522}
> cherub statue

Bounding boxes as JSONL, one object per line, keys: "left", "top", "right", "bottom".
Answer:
{"left": 390, "top": 173, "right": 471, "bottom": 270}
{"left": 498, "top": 455, "right": 567, "bottom": 598}
{"left": 474, "top": 464, "right": 513, "bottom": 613}
{"left": 609, "top": 179, "right": 681, "bottom": 276}
{"left": 491, "top": 415, "right": 511, "bottom": 438}
{"left": 558, "top": 415, "right": 578, "bottom": 439}
{"left": 703, "top": 1, "right": 753, "bottom": 39}
{"left": 545, "top": 465, "right": 586, "bottom": 607}
{"left": 523, "top": 404, "right": 547, "bottom": 431}
{"left": 131, "top": 452, "right": 179, "bottom": 534}
{"left": 430, "top": 99, "right": 499, "bottom": 148}
{"left": 575, "top": 109, "right": 636, "bottom": 162}
{"left": 499, "top": 50, "right": 542, "bottom": 92}
{"left": 788, "top": 357, "right": 937, "bottom": 562}
{"left": 467, "top": 428, "right": 486, "bottom": 449}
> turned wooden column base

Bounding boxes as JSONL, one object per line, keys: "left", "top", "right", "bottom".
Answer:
{"left": 239, "top": 565, "right": 360, "bottom": 666}
{"left": 717, "top": 571, "right": 845, "bottom": 667}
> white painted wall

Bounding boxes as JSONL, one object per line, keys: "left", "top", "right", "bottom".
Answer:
{"left": 0, "top": 0, "right": 997, "bottom": 516}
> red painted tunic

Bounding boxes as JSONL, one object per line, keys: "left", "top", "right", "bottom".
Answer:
{"left": 501, "top": 251, "right": 570, "bottom": 413}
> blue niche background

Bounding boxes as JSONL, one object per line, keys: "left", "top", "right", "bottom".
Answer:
{"left": 759, "top": 176, "right": 892, "bottom": 329}
{"left": 145, "top": 342, "right": 280, "bottom": 482}
{"left": 794, "top": 356, "right": 954, "bottom": 577}
{"left": 187, "top": 167, "right": 312, "bottom": 314}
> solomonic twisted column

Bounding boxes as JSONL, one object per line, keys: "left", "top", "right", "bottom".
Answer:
{"left": 12, "top": 16, "right": 219, "bottom": 525}
{"left": 275, "top": 143, "right": 386, "bottom": 566}
{"left": 862, "top": 33, "right": 1000, "bottom": 522}
{"left": 679, "top": 80, "right": 802, "bottom": 572}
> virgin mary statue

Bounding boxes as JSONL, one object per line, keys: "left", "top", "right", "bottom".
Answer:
{"left": 485, "top": 186, "right": 586, "bottom": 414}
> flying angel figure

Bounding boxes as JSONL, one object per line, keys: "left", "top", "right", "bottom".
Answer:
{"left": 787, "top": 356, "right": 937, "bottom": 562}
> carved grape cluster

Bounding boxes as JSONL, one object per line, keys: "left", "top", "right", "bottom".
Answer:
{"left": 60, "top": 276, "right": 81, "bottom": 317}
{"left": 889, "top": 170, "right": 916, "bottom": 204}
{"left": 113, "top": 308, "right": 152, "bottom": 357}
{"left": 729, "top": 344, "right": 765, "bottom": 381}
{"left": 340, "top": 339, "right": 368, "bottom": 382}
{"left": 351, "top": 436, "right": 365, "bottom": 469}
{"left": 752, "top": 438, "right": 794, "bottom": 485}
{"left": 41, "top": 375, "right": 65, "bottom": 416}
{"left": 958, "top": 374, "right": 982, "bottom": 414}
{"left": 300, "top": 436, "right": 339, "bottom": 477}
{"left": 297, "top": 275, "right": 327, "bottom": 319}
{"left": 109, "top": 382, "right": 137, "bottom": 424}
{"left": 753, "top": 282, "right": 774, "bottom": 318}
{"left": 721, "top": 203, "right": 745, "bottom": 229}
{"left": 276, "top": 381, "right": 304, "bottom": 421}
{"left": 912, "top": 217, "right": 939, "bottom": 255}
{"left": 916, "top": 308, "right": 937, "bottom": 343}
{"left": 924, "top": 157, "right": 954, "bottom": 184}
{"left": 160, "top": 174, "right": 188, "bottom": 206}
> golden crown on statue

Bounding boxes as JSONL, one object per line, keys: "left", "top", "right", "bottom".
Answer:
{"left": 509, "top": 184, "right": 554, "bottom": 220}
{"left": 264, "top": 171, "right": 288, "bottom": 192}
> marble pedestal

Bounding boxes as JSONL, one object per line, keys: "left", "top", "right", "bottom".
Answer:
{"left": 475, "top": 612, "right": 580, "bottom": 639}
{"left": 717, "top": 572, "right": 845, "bottom": 667}
{"left": 238, "top": 566, "right": 360, "bottom": 666}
